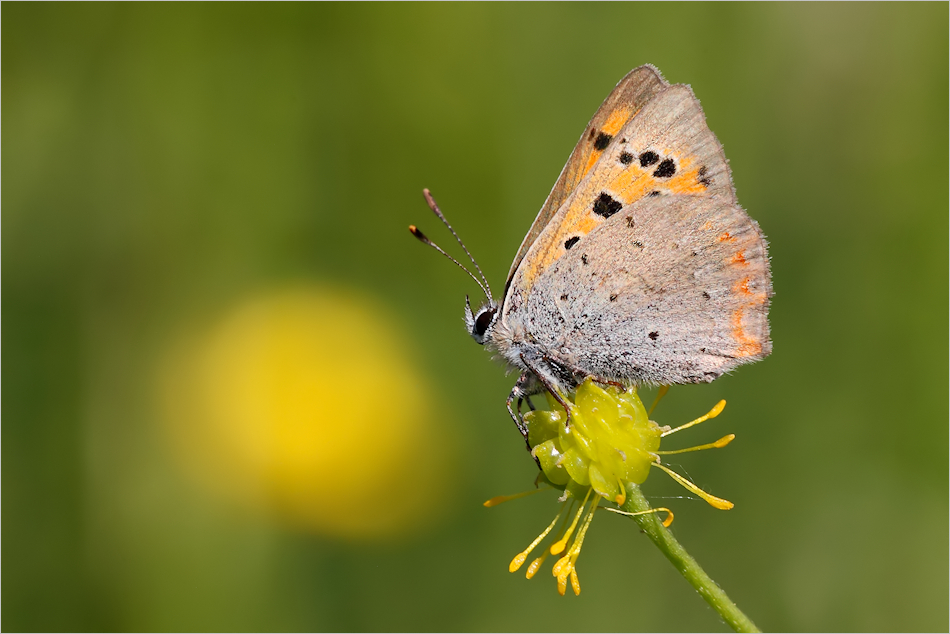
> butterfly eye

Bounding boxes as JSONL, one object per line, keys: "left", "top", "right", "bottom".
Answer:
{"left": 473, "top": 307, "right": 496, "bottom": 337}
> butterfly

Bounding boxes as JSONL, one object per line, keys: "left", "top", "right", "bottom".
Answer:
{"left": 411, "top": 65, "right": 772, "bottom": 446}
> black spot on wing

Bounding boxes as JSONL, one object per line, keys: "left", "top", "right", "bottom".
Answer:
{"left": 702, "top": 291, "right": 711, "bottom": 299}
{"left": 653, "top": 158, "right": 676, "bottom": 178}
{"left": 619, "top": 151, "right": 634, "bottom": 165}
{"left": 639, "top": 151, "right": 659, "bottom": 167}
{"left": 649, "top": 331, "right": 659, "bottom": 340}
{"left": 698, "top": 165, "right": 712, "bottom": 187}
{"left": 581, "top": 254, "right": 589, "bottom": 265}
{"left": 648, "top": 190, "right": 661, "bottom": 197}
{"left": 592, "top": 192, "right": 623, "bottom": 218}
{"left": 594, "top": 132, "right": 612, "bottom": 151}
{"left": 609, "top": 293, "right": 618, "bottom": 302}
{"left": 564, "top": 236, "right": 580, "bottom": 250}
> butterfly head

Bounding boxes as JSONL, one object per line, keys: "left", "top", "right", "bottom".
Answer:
{"left": 411, "top": 189, "right": 500, "bottom": 345}
{"left": 464, "top": 295, "right": 498, "bottom": 345}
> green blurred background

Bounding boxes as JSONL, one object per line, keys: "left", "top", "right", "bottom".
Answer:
{"left": 3, "top": 3, "right": 947, "bottom": 632}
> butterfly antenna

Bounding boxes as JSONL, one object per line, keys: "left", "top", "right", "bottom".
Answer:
{"left": 421, "top": 189, "right": 494, "bottom": 301}
{"left": 409, "top": 224, "right": 492, "bottom": 300}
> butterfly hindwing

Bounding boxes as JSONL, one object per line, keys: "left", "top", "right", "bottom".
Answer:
{"left": 521, "top": 194, "right": 771, "bottom": 385}
{"left": 504, "top": 65, "right": 669, "bottom": 287}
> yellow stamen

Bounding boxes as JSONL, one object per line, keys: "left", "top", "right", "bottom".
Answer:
{"left": 550, "top": 488, "right": 593, "bottom": 555}
{"left": 553, "top": 550, "right": 579, "bottom": 596}
{"left": 484, "top": 487, "right": 545, "bottom": 507}
{"left": 648, "top": 385, "right": 670, "bottom": 416}
{"left": 568, "top": 496, "right": 598, "bottom": 559}
{"left": 552, "top": 554, "right": 572, "bottom": 587}
{"left": 652, "top": 462, "right": 734, "bottom": 510}
{"left": 509, "top": 506, "right": 564, "bottom": 572}
{"left": 655, "top": 434, "right": 735, "bottom": 455}
{"left": 522, "top": 499, "right": 575, "bottom": 579}
{"left": 661, "top": 399, "right": 726, "bottom": 437}
{"left": 603, "top": 505, "right": 675, "bottom": 528}
{"left": 556, "top": 566, "right": 569, "bottom": 596}
{"left": 554, "top": 494, "right": 599, "bottom": 595}
{"left": 551, "top": 553, "right": 570, "bottom": 577}
{"left": 613, "top": 477, "right": 626, "bottom": 505}
{"left": 525, "top": 550, "right": 549, "bottom": 579}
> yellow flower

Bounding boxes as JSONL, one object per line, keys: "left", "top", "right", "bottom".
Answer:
{"left": 486, "top": 378, "right": 735, "bottom": 596}
{"left": 159, "top": 286, "right": 451, "bottom": 539}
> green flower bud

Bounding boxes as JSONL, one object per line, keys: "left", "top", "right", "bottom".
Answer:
{"left": 526, "top": 378, "right": 662, "bottom": 502}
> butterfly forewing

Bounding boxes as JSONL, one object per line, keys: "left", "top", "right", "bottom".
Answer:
{"left": 505, "top": 83, "right": 736, "bottom": 310}
{"left": 504, "top": 65, "right": 669, "bottom": 288}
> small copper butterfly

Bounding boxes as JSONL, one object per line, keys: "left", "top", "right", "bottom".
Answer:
{"left": 411, "top": 65, "right": 772, "bottom": 446}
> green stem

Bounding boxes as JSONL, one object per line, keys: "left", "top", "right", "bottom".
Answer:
{"left": 622, "top": 483, "right": 761, "bottom": 633}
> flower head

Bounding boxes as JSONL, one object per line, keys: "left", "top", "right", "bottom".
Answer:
{"left": 529, "top": 379, "right": 660, "bottom": 503}
{"left": 486, "top": 378, "right": 735, "bottom": 595}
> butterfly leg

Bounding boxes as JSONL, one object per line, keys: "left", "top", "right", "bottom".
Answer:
{"left": 586, "top": 375, "right": 628, "bottom": 392}
{"left": 507, "top": 371, "right": 539, "bottom": 439}
{"left": 556, "top": 359, "right": 628, "bottom": 393}
{"left": 506, "top": 383, "right": 530, "bottom": 442}
{"left": 520, "top": 353, "right": 574, "bottom": 431}
{"left": 506, "top": 374, "right": 543, "bottom": 467}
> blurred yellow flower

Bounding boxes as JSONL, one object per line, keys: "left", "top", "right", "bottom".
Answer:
{"left": 158, "top": 285, "right": 451, "bottom": 540}
{"left": 487, "top": 379, "right": 734, "bottom": 595}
